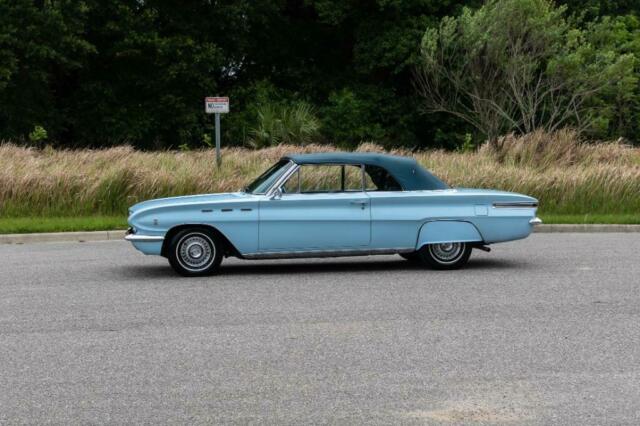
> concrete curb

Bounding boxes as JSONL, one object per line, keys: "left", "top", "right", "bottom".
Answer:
{"left": 1, "top": 225, "right": 639, "bottom": 245}
{"left": 534, "top": 224, "right": 640, "bottom": 233}
{"left": 0, "top": 230, "right": 127, "bottom": 245}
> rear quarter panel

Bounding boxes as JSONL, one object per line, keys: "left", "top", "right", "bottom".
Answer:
{"left": 367, "top": 189, "right": 537, "bottom": 248}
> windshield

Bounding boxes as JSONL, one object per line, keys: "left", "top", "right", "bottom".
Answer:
{"left": 244, "top": 160, "right": 292, "bottom": 194}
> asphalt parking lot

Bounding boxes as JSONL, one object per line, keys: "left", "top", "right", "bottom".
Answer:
{"left": 1, "top": 234, "right": 639, "bottom": 424}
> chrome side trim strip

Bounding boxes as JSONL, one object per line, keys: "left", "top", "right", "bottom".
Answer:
{"left": 242, "top": 247, "right": 415, "bottom": 260}
{"left": 125, "top": 234, "right": 164, "bottom": 242}
{"left": 493, "top": 202, "right": 538, "bottom": 208}
{"left": 529, "top": 217, "right": 543, "bottom": 225}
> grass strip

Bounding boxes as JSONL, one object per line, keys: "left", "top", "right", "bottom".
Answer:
{"left": 0, "top": 216, "right": 128, "bottom": 234}
{"left": 539, "top": 214, "right": 640, "bottom": 224}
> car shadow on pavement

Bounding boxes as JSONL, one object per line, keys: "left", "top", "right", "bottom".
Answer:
{"left": 219, "top": 259, "right": 420, "bottom": 275}
{"left": 221, "top": 258, "right": 526, "bottom": 276}
{"left": 116, "top": 257, "right": 527, "bottom": 279}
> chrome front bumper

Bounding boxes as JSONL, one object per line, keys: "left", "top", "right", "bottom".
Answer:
{"left": 529, "top": 217, "right": 543, "bottom": 225}
{"left": 124, "top": 227, "right": 164, "bottom": 242}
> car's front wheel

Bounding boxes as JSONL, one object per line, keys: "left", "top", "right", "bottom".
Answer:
{"left": 168, "top": 228, "right": 223, "bottom": 276}
{"left": 417, "top": 242, "right": 471, "bottom": 270}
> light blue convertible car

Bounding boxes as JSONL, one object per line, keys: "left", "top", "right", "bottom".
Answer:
{"left": 126, "top": 153, "right": 541, "bottom": 276}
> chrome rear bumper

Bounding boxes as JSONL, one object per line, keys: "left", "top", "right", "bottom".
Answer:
{"left": 529, "top": 217, "right": 543, "bottom": 225}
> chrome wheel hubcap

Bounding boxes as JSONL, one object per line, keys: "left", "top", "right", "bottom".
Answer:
{"left": 429, "top": 242, "right": 464, "bottom": 264}
{"left": 177, "top": 234, "right": 214, "bottom": 271}
{"left": 187, "top": 243, "right": 204, "bottom": 259}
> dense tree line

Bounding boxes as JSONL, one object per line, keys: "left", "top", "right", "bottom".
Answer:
{"left": 1, "top": 0, "right": 639, "bottom": 150}
{"left": 416, "top": 0, "right": 640, "bottom": 146}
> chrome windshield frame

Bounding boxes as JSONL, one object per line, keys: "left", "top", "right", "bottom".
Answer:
{"left": 265, "top": 160, "right": 299, "bottom": 198}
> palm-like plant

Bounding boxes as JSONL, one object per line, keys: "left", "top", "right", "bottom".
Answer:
{"left": 249, "top": 102, "right": 321, "bottom": 148}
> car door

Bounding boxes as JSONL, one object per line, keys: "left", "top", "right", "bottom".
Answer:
{"left": 258, "top": 163, "right": 371, "bottom": 251}
{"left": 364, "top": 164, "right": 422, "bottom": 250}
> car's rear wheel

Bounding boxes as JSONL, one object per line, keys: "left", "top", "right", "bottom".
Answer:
{"left": 417, "top": 242, "right": 471, "bottom": 270}
{"left": 168, "top": 228, "right": 223, "bottom": 276}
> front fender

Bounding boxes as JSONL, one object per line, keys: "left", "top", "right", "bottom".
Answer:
{"left": 416, "top": 220, "right": 483, "bottom": 249}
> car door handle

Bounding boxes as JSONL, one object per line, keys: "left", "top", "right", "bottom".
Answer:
{"left": 350, "top": 200, "right": 368, "bottom": 208}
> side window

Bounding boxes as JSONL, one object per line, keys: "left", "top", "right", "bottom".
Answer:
{"left": 344, "top": 165, "right": 363, "bottom": 191}
{"left": 300, "top": 165, "right": 340, "bottom": 192}
{"left": 364, "top": 165, "right": 403, "bottom": 191}
{"left": 282, "top": 164, "right": 364, "bottom": 193}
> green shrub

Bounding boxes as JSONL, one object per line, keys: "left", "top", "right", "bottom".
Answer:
{"left": 321, "top": 89, "right": 386, "bottom": 148}
{"left": 202, "top": 133, "right": 214, "bottom": 148}
{"left": 28, "top": 125, "right": 48, "bottom": 144}
{"left": 457, "top": 133, "right": 476, "bottom": 153}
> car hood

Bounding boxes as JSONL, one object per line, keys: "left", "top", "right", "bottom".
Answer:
{"left": 129, "top": 192, "right": 251, "bottom": 213}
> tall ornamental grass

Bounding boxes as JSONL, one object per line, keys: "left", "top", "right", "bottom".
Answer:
{"left": 1, "top": 130, "right": 638, "bottom": 217}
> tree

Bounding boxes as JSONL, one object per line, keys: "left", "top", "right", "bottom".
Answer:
{"left": 1, "top": 0, "right": 638, "bottom": 148}
{"left": 580, "top": 15, "right": 640, "bottom": 141}
{"left": 414, "top": 0, "right": 636, "bottom": 145}
{"left": 0, "top": 0, "right": 94, "bottom": 142}
{"left": 559, "top": 0, "right": 640, "bottom": 19}
{"left": 309, "top": 0, "right": 480, "bottom": 148}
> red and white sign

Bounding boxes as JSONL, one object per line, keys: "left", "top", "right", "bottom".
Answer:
{"left": 205, "top": 97, "right": 229, "bottom": 114}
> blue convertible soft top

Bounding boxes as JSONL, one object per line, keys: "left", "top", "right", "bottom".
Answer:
{"left": 283, "top": 152, "right": 449, "bottom": 191}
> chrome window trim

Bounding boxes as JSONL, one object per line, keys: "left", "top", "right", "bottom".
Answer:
{"left": 492, "top": 202, "right": 538, "bottom": 208}
{"left": 272, "top": 162, "right": 367, "bottom": 195}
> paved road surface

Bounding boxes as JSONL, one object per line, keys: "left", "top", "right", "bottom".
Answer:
{"left": 1, "top": 234, "right": 639, "bottom": 425}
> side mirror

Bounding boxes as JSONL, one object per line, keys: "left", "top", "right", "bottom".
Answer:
{"left": 270, "top": 187, "right": 282, "bottom": 200}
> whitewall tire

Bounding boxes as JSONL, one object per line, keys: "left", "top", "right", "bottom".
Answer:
{"left": 168, "top": 228, "right": 223, "bottom": 276}
{"left": 417, "top": 242, "right": 472, "bottom": 270}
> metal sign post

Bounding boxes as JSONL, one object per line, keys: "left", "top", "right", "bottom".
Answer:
{"left": 205, "top": 97, "right": 229, "bottom": 167}
{"left": 215, "top": 113, "right": 221, "bottom": 167}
